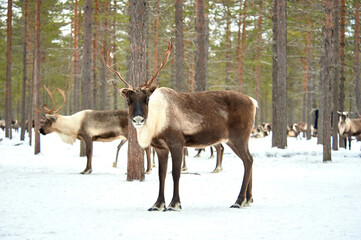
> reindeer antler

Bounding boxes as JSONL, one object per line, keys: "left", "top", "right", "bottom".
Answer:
{"left": 35, "top": 85, "right": 57, "bottom": 114}
{"left": 35, "top": 85, "right": 66, "bottom": 115}
{"left": 140, "top": 39, "right": 173, "bottom": 88}
{"left": 100, "top": 46, "right": 133, "bottom": 91}
{"left": 53, "top": 88, "right": 66, "bottom": 114}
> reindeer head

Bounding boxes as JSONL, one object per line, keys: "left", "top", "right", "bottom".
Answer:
{"left": 337, "top": 111, "right": 349, "bottom": 124}
{"left": 102, "top": 39, "right": 173, "bottom": 129}
{"left": 38, "top": 87, "right": 66, "bottom": 135}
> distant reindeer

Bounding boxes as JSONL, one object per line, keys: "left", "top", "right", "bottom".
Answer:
{"left": 182, "top": 144, "right": 224, "bottom": 173}
{"left": 103, "top": 40, "right": 257, "bottom": 211}
{"left": 38, "top": 86, "right": 152, "bottom": 174}
{"left": 337, "top": 111, "right": 361, "bottom": 150}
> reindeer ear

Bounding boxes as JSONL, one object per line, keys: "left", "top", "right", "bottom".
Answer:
{"left": 45, "top": 114, "right": 57, "bottom": 122}
{"left": 148, "top": 85, "right": 158, "bottom": 94}
{"left": 121, "top": 89, "right": 134, "bottom": 98}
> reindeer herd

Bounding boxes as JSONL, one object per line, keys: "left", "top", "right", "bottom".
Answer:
{"left": 2, "top": 40, "right": 361, "bottom": 211}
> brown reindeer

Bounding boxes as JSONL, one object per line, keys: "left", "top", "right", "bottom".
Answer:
{"left": 337, "top": 111, "right": 361, "bottom": 150}
{"left": 104, "top": 40, "right": 257, "bottom": 211}
{"left": 38, "top": 86, "right": 152, "bottom": 174}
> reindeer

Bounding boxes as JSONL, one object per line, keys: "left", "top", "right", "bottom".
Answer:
{"left": 337, "top": 111, "right": 361, "bottom": 150}
{"left": 103, "top": 40, "right": 257, "bottom": 211}
{"left": 38, "top": 86, "right": 152, "bottom": 174}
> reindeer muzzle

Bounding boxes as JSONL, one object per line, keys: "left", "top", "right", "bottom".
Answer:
{"left": 132, "top": 115, "right": 145, "bottom": 129}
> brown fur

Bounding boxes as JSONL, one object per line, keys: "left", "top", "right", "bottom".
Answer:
{"left": 122, "top": 86, "right": 257, "bottom": 211}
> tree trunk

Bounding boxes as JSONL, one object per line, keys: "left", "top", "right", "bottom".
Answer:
{"left": 99, "top": 0, "right": 109, "bottom": 110}
{"left": 80, "top": 0, "right": 93, "bottom": 157}
{"left": 112, "top": 0, "right": 118, "bottom": 110}
{"left": 225, "top": 4, "right": 231, "bottom": 90}
{"left": 195, "top": 0, "right": 207, "bottom": 91}
{"left": 272, "top": 0, "right": 287, "bottom": 149}
{"left": 127, "top": 0, "right": 147, "bottom": 181}
{"left": 355, "top": 1, "right": 361, "bottom": 114}
{"left": 322, "top": 0, "right": 333, "bottom": 162}
{"left": 20, "top": 0, "right": 29, "bottom": 141}
{"left": 153, "top": 0, "right": 159, "bottom": 86}
{"left": 255, "top": 0, "right": 262, "bottom": 126}
{"left": 175, "top": 0, "right": 185, "bottom": 92}
{"left": 93, "top": 0, "right": 99, "bottom": 109}
{"left": 5, "top": 0, "right": 13, "bottom": 140}
{"left": 239, "top": 0, "right": 247, "bottom": 92}
{"left": 73, "top": 0, "right": 80, "bottom": 113}
{"left": 306, "top": 3, "right": 313, "bottom": 140}
{"left": 332, "top": 0, "right": 340, "bottom": 151}
{"left": 339, "top": 0, "right": 346, "bottom": 148}
{"left": 34, "top": 0, "right": 41, "bottom": 154}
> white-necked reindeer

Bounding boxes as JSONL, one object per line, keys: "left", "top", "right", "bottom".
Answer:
{"left": 337, "top": 111, "right": 361, "bottom": 150}
{"left": 104, "top": 40, "right": 257, "bottom": 211}
{"left": 38, "top": 86, "right": 152, "bottom": 174}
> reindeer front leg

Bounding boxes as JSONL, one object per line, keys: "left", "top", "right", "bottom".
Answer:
{"left": 81, "top": 136, "right": 93, "bottom": 174}
{"left": 166, "top": 144, "right": 184, "bottom": 211}
{"left": 148, "top": 147, "right": 169, "bottom": 211}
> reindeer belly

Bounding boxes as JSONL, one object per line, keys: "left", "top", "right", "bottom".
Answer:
{"left": 92, "top": 131, "right": 126, "bottom": 142}
{"left": 184, "top": 130, "right": 228, "bottom": 148}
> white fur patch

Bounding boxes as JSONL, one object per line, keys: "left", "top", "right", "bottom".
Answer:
{"left": 136, "top": 88, "right": 169, "bottom": 148}
{"left": 53, "top": 111, "right": 86, "bottom": 145}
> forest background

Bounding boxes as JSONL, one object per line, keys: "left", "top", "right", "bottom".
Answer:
{"left": 0, "top": 0, "right": 360, "bottom": 160}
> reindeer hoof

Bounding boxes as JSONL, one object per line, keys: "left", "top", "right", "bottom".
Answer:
{"left": 145, "top": 169, "right": 152, "bottom": 174}
{"left": 212, "top": 167, "right": 223, "bottom": 173}
{"left": 181, "top": 167, "right": 188, "bottom": 172}
{"left": 80, "top": 169, "right": 92, "bottom": 174}
{"left": 230, "top": 199, "right": 247, "bottom": 208}
{"left": 112, "top": 162, "right": 117, "bottom": 168}
{"left": 164, "top": 202, "right": 182, "bottom": 211}
{"left": 148, "top": 203, "right": 165, "bottom": 211}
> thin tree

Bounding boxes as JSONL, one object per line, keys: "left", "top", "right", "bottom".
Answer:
{"left": 99, "top": 0, "right": 109, "bottom": 110}
{"left": 112, "top": 0, "right": 118, "bottom": 109}
{"left": 93, "top": 0, "right": 99, "bottom": 109}
{"left": 322, "top": 0, "right": 333, "bottom": 162}
{"left": 20, "top": 0, "right": 29, "bottom": 141}
{"left": 153, "top": 0, "right": 159, "bottom": 86}
{"left": 238, "top": 0, "right": 247, "bottom": 92}
{"left": 339, "top": 0, "right": 346, "bottom": 148}
{"left": 34, "top": 0, "right": 41, "bottom": 154}
{"left": 332, "top": 0, "right": 340, "bottom": 150}
{"left": 73, "top": 0, "right": 80, "bottom": 113}
{"left": 225, "top": 3, "right": 231, "bottom": 90}
{"left": 255, "top": 0, "right": 262, "bottom": 125}
{"left": 272, "top": 0, "right": 287, "bottom": 149}
{"left": 355, "top": 0, "right": 361, "bottom": 113}
{"left": 306, "top": 2, "right": 313, "bottom": 140}
{"left": 5, "top": 0, "right": 13, "bottom": 139}
{"left": 127, "top": 0, "right": 148, "bottom": 181}
{"left": 175, "top": 0, "right": 185, "bottom": 92}
{"left": 195, "top": 0, "right": 207, "bottom": 91}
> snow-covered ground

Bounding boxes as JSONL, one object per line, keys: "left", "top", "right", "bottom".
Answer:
{"left": 1, "top": 130, "right": 361, "bottom": 240}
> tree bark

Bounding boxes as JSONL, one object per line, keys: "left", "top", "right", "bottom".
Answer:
{"left": 73, "top": 0, "right": 80, "bottom": 113}
{"left": 20, "top": 0, "right": 29, "bottom": 141}
{"left": 34, "top": 0, "right": 41, "bottom": 154}
{"left": 255, "top": 0, "right": 262, "bottom": 126}
{"left": 272, "top": 0, "right": 287, "bottom": 149}
{"left": 306, "top": 2, "right": 313, "bottom": 140}
{"left": 339, "top": 0, "right": 346, "bottom": 148}
{"left": 5, "top": 0, "right": 13, "bottom": 139}
{"left": 195, "top": 0, "right": 207, "bottom": 91}
{"left": 322, "top": 0, "right": 333, "bottom": 162}
{"left": 355, "top": 1, "right": 361, "bottom": 114}
{"left": 127, "top": 0, "right": 147, "bottom": 181}
{"left": 225, "top": 3, "right": 231, "bottom": 90}
{"left": 239, "top": 0, "right": 247, "bottom": 92}
{"left": 175, "top": 0, "right": 185, "bottom": 92}
{"left": 332, "top": 0, "right": 340, "bottom": 151}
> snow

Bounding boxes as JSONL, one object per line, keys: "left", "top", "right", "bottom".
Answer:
{"left": 1, "top": 130, "right": 361, "bottom": 240}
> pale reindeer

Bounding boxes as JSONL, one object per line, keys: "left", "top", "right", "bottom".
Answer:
{"left": 104, "top": 40, "right": 257, "bottom": 211}
{"left": 337, "top": 111, "right": 361, "bottom": 150}
{"left": 38, "top": 86, "right": 152, "bottom": 174}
